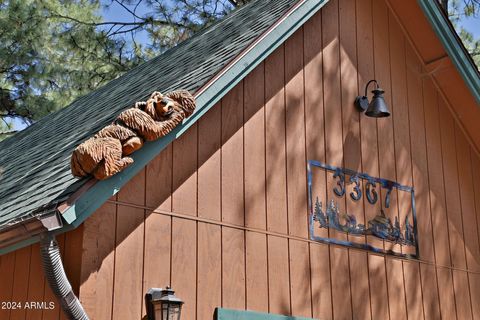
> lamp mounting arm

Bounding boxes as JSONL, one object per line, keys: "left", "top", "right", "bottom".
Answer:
{"left": 364, "top": 79, "right": 379, "bottom": 97}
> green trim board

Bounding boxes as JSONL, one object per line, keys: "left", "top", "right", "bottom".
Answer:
{"left": 215, "top": 308, "right": 317, "bottom": 320}
{"left": 417, "top": 0, "right": 480, "bottom": 104}
{"left": 0, "top": 236, "right": 40, "bottom": 256}
{"left": 0, "top": 224, "right": 75, "bottom": 255}
{"left": 61, "top": 0, "right": 330, "bottom": 228}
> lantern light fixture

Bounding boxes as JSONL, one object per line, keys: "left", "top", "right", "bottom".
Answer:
{"left": 355, "top": 79, "right": 390, "bottom": 118}
{"left": 145, "top": 286, "right": 184, "bottom": 320}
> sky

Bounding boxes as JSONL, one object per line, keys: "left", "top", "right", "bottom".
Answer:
{"left": 459, "top": 13, "right": 480, "bottom": 38}
{"left": 100, "top": 0, "right": 151, "bottom": 45}
{"left": 100, "top": 1, "right": 480, "bottom": 39}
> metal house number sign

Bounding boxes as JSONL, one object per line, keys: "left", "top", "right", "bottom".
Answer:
{"left": 307, "top": 160, "right": 419, "bottom": 258}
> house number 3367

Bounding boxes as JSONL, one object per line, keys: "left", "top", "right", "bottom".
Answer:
{"left": 332, "top": 170, "right": 392, "bottom": 208}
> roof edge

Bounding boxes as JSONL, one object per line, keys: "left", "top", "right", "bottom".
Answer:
{"left": 58, "top": 0, "right": 329, "bottom": 228}
{"left": 417, "top": 0, "right": 480, "bottom": 104}
{"left": 0, "top": 224, "right": 75, "bottom": 255}
{"left": 0, "top": 209, "right": 64, "bottom": 255}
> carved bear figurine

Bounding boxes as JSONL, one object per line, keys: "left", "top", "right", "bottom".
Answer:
{"left": 71, "top": 90, "right": 196, "bottom": 180}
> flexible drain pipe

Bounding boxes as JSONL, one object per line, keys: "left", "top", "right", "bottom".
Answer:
{"left": 40, "top": 233, "right": 90, "bottom": 320}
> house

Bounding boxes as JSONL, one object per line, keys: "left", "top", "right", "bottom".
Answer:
{"left": 1, "top": 0, "right": 480, "bottom": 319}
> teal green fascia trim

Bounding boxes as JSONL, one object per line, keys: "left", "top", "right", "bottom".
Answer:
{"left": 0, "top": 236, "right": 39, "bottom": 255}
{"left": 215, "top": 308, "right": 317, "bottom": 320}
{"left": 61, "top": 0, "right": 329, "bottom": 228}
{"left": 0, "top": 224, "right": 75, "bottom": 255}
{"left": 418, "top": 0, "right": 480, "bottom": 105}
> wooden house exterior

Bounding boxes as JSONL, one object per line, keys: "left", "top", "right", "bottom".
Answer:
{"left": 1, "top": 0, "right": 480, "bottom": 319}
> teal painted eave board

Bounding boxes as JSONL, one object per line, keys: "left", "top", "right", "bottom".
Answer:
{"left": 0, "top": 224, "right": 75, "bottom": 255}
{"left": 61, "top": 0, "right": 330, "bottom": 228}
{"left": 418, "top": 0, "right": 480, "bottom": 105}
{"left": 0, "top": 236, "right": 39, "bottom": 256}
{"left": 215, "top": 308, "right": 317, "bottom": 320}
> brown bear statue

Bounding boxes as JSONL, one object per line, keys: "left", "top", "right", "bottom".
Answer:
{"left": 71, "top": 90, "right": 196, "bottom": 180}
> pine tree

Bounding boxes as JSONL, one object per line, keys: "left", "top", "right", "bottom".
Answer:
{"left": 440, "top": 0, "right": 480, "bottom": 68}
{"left": 0, "top": 0, "right": 238, "bottom": 138}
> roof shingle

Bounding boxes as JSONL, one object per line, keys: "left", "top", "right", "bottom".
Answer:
{"left": 0, "top": 0, "right": 299, "bottom": 227}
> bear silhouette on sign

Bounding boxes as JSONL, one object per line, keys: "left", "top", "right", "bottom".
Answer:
{"left": 71, "top": 90, "right": 196, "bottom": 180}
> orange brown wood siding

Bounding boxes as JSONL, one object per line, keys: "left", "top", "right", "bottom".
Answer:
{"left": 0, "top": 228, "right": 83, "bottom": 320}
{"left": 77, "top": 0, "right": 480, "bottom": 319}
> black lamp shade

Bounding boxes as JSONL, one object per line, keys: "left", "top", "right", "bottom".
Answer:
{"left": 365, "top": 88, "right": 390, "bottom": 118}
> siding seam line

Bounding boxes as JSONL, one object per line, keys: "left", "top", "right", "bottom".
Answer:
{"left": 106, "top": 199, "right": 480, "bottom": 275}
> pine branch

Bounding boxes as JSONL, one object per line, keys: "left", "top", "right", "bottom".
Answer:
{"left": 0, "top": 130, "right": 18, "bottom": 136}
{"left": 0, "top": 111, "right": 34, "bottom": 124}
{"left": 113, "top": 0, "right": 143, "bottom": 20}
{"left": 48, "top": 12, "right": 188, "bottom": 29}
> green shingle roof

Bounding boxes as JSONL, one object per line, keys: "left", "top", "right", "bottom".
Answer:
{"left": 0, "top": 0, "right": 301, "bottom": 228}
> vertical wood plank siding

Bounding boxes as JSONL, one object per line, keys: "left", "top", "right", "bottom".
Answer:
{"left": 2, "top": 0, "right": 476, "bottom": 319}
{"left": 0, "top": 228, "right": 84, "bottom": 320}
{"left": 77, "top": 1, "right": 480, "bottom": 319}
{"left": 74, "top": 8, "right": 475, "bottom": 320}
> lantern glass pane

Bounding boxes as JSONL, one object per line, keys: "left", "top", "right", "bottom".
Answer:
{"left": 171, "top": 305, "right": 181, "bottom": 318}
{"left": 158, "top": 302, "right": 182, "bottom": 320}
{"left": 162, "top": 304, "right": 169, "bottom": 320}
{"left": 167, "top": 304, "right": 181, "bottom": 320}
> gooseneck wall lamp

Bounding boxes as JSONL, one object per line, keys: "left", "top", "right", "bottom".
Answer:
{"left": 355, "top": 79, "right": 390, "bottom": 118}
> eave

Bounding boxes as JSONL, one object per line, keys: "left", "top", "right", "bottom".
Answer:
{"left": 0, "top": 209, "right": 63, "bottom": 254}
{"left": 417, "top": 0, "right": 480, "bottom": 105}
{"left": 387, "top": 0, "right": 480, "bottom": 152}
